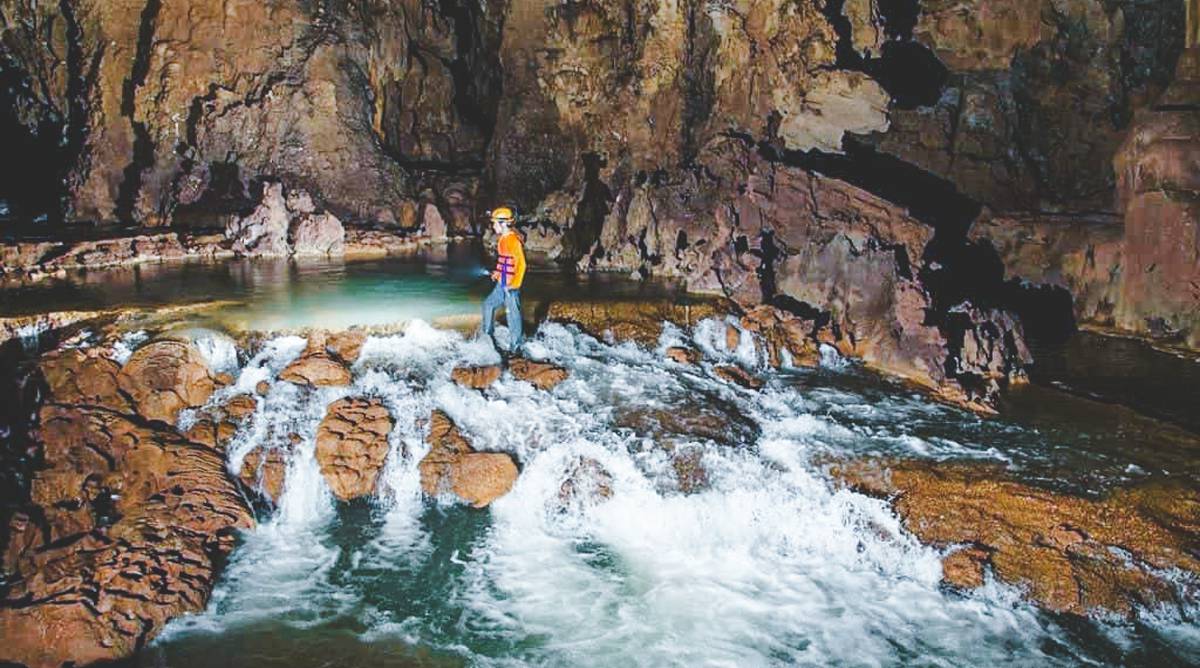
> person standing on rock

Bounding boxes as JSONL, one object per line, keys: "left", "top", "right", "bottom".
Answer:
{"left": 482, "top": 206, "right": 526, "bottom": 353}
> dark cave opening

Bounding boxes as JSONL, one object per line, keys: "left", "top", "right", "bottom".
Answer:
{"left": 0, "top": 66, "right": 68, "bottom": 227}
{"left": 821, "top": 0, "right": 948, "bottom": 109}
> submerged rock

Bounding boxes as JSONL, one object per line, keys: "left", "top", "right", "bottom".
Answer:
{"left": 184, "top": 393, "right": 258, "bottom": 451}
{"left": 0, "top": 405, "right": 253, "bottom": 668}
{"left": 419, "top": 410, "right": 518, "bottom": 508}
{"left": 507, "top": 358, "right": 569, "bottom": 391}
{"left": 558, "top": 457, "right": 614, "bottom": 506}
{"left": 117, "top": 339, "right": 217, "bottom": 423}
{"left": 315, "top": 398, "right": 394, "bottom": 501}
{"left": 833, "top": 459, "right": 1200, "bottom": 617}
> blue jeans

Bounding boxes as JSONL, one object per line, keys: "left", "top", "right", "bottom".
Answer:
{"left": 482, "top": 282, "right": 523, "bottom": 352}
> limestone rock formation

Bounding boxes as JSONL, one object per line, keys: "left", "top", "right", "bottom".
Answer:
{"left": 665, "top": 346, "right": 701, "bottom": 365}
{"left": 833, "top": 459, "right": 1200, "bottom": 616}
{"left": 238, "top": 446, "right": 289, "bottom": 504}
{"left": 184, "top": 393, "right": 257, "bottom": 451}
{"left": 451, "top": 364, "right": 502, "bottom": 390}
{"left": 547, "top": 299, "right": 727, "bottom": 346}
{"left": 279, "top": 332, "right": 353, "bottom": 387}
{"left": 558, "top": 457, "right": 614, "bottom": 507}
{"left": 117, "top": 339, "right": 217, "bottom": 423}
{"left": 39, "top": 348, "right": 131, "bottom": 412}
{"left": 0, "top": 404, "right": 253, "bottom": 668}
{"left": 227, "top": 183, "right": 346, "bottom": 257}
{"left": 507, "top": 358, "right": 569, "bottom": 391}
{"left": 712, "top": 365, "right": 764, "bottom": 391}
{"left": 419, "top": 410, "right": 517, "bottom": 508}
{"left": 1113, "top": 47, "right": 1200, "bottom": 349}
{"left": 314, "top": 398, "right": 394, "bottom": 501}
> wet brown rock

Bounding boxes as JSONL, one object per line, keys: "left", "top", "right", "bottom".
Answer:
{"left": 665, "top": 346, "right": 701, "bottom": 365}
{"left": 326, "top": 330, "right": 367, "bottom": 364}
{"left": 255, "top": 380, "right": 271, "bottom": 396}
{"left": 239, "top": 446, "right": 290, "bottom": 504}
{"left": 725, "top": 324, "right": 741, "bottom": 353}
{"left": 0, "top": 406, "right": 253, "bottom": 668}
{"left": 546, "top": 300, "right": 727, "bottom": 347}
{"left": 451, "top": 365, "right": 502, "bottom": 390}
{"left": 419, "top": 410, "right": 518, "bottom": 508}
{"left": 507, "top": 358, "right": 569, "bottom": 391}
{"left": 672, "top": 447, "right": 709, "bottom": 494}
{"left": 314, "top": 398, "right": 394, "bottom": 501}
{"left": 942, "top": 546, "right": 991, "bottom": 590}
{"left": 558, "top": 457, "right": 614, "bottom": 506}
{"left": 614, "top": 402, "right": 759, "bottom": 449}
{"left": 38, "top": 348, "right": 131, "bottom": 411}
{"left": 184, "top": 394, "right": 257, "bottom": 451}
{"left": 712, "top": 365, "right": 764, "bottom": 390}
{"left": 290, "top": 212, "right": 346, "bottom": 257}
{"left": 833, "top": 459, "right": 1200, "bottom": 616}
{"left": 279, "top": 333, "right": 352, "bottom": 387}
{"left": 739, "top": 306, "right": 820, "bottom": 368}
{"left": 117, "top": 339, "right": 217, "bottom": 423}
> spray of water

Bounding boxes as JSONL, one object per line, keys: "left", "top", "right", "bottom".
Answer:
{"left": 156, "top": 319, "right": 1198, "bottom": 666}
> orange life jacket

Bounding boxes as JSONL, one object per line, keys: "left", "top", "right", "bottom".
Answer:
{"left": 495, "top": 231, "right": 526, "bottom": 289}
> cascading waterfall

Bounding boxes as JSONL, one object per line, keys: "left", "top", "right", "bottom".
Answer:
{"left": 157, "top": 318, "right": 1199, "bottom": 666}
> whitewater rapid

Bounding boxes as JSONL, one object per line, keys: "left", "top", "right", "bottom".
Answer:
{"left": 157, "top": 318, "right": 1197, "bottom": 666}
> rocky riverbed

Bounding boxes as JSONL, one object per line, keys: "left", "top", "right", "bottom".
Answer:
{"left": 0, "top": 299, "right": 1197, "bottom": 666}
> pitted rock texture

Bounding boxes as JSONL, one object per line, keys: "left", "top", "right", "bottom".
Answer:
{"left": 419, "top": 410, "right": 517, "bottom": 508}
{"left": 547, "top": 299, "right": 727, "bottom": 347}
{"left": 833, "top": 459, "right": 1200, "bottom": 617}
{"left": 0, "top": 403, "right": 253, "bottom": 668}
{"left": 238, "top": 446, "right": 289, "bottom": 504}
{"left": 507, "top": 358, "right": 569, "bottom": 391}
{"left": 451, "top": 364, "right": 502, "bottom": 390}
{"left": 117, "top": 339, "right": 217, "bottom": 423}
{"left": 314, "top": 398, "right": 394, "bottom": 501}
{"left": 184, "top": 393, "right": 258, "bottom": 451}
{"left": 279, "top": 332, "right": 353, "bottom": 387}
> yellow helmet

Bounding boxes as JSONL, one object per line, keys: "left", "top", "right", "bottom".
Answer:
{"left": 490, "top": 206, "right": 515, "bottom": 223}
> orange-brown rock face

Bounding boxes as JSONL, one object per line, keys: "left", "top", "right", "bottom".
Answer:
{"left": 279, "top": 332, "right": 353, "bottom": 387}
{"left": 239, "top": 446, "right": 289, "bottom": 504}
{"left": 546, "top": 300, "right": 727, "bottom": 347}
{"left": 117, "top": 339, "right": 217, "bottom": 423}
{"left": 833, "top": 459, "right": 1200, "bottom": 617}
{"left": 451, "top": 364, "right": 502, "bottom": 390}
{"left": 1113, "top": 47, "right": 1200, "bottom": 350}
{"left": 507, "top": 358, "right": 569, "bottom": 391}
{"left": 419, "top": 410, "right": 517, "bottom": 508}
{"left": 0, "top": 406, "right": 253, "bottom": 668}
{"left": 314, "top": 398, "right": 394, "bottom": 501}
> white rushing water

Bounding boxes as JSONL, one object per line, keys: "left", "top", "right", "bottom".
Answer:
{"left": 157, "top": 318, "right": 1197, "bottom": 666}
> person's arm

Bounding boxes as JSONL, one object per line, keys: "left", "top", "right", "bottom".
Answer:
{"left": 511, "top": 234, "right": 526, "bottom": 290}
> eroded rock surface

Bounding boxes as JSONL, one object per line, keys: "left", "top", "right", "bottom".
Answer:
{"left": 314, "top": 398, "right": 394, "bottom": 501}
{"left": 279, "top": 332, "right": 353, "bottom": 387}
{"left": 507, "top": 358, "right": 569, "bottom": 391}
{"left": 419, "top": 410, "right": 517, "bottom": 508}
{"left": 451, "top": 364, "right": 502, "bottom": 390}
{"left": 0, "top": 404, "right": 252, "bottom": 668}
{"left": 117, "top": 339, "right": 217, "bottom": 423}
{"left": 833, "top": 459, "right": 1200, "bottom": 616}
{"left": 547, "top": 300, "right": 727, "bottom": 346}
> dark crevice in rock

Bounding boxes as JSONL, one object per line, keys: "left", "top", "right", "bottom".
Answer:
{"left": 437, "top": 0, "right": 503, "bottom": 147}
{"left": 563, "top": 152, "right": 613, "bottom": 264}
{"left": 116, "top": 0, "right": 163, "bottom": 225}
{"left": 821, "top": 0, "right": 948, "bottom": 109}
{"left": 681, "top": 0, "right": 717, "bottom": 162}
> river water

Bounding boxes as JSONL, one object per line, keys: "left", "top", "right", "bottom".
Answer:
{"left": 5, "top": 250, "right": 1199, "bottom": 666}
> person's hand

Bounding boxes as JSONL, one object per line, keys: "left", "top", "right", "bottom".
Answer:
{"left": 491, "top": 270, "right": 500, "bottom": 281}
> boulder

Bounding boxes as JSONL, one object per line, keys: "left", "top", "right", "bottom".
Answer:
{"left": 0, "top": 406, "right": 253, "bottom": 668}
{"left": 832, "top": 459, "right": 1200, "bottom": 617}
{"left": 614, "top": 403, "right": 759, "bottom": 449}
{"left": 39, "top": 348, "right": 131, "bottom": 412}
{"left": 238, "top": 445, "right": 290, "bottom": 504}
{"left": 665, "top": 346, "right": 701, "bottom": 365}
{"left": 226, "top": 182, "right": 291, "bottom": 256}
{"left": 314, "top": 398, "right": 394, "bottom": 501}
{"left": 183, "top": 394, "right": 257, "bottom": 451}
{"left": 279, "top": 333, "right": 352, "bottom": 387}
{"left": 326, "top": 330, "right": 367, "bottom": 364}
{"left": 419, "top": 410, "right": 518, "bottom": 508}
{"left": 507, "top": 358, "right": 569, "bottom": 391}
{"left": 117, "top": 339, "right": 217, "bottom": 423}
{"left": 671, "top": 446, "right": 709, "bottom": 494}
{"left": 451, "top": 364, "right": 502, "bottom": 390}
{"left": 290, "top": 212, "right": 345, "bottom": 256}
{"left": 712, "top": 365, "right": 764, "bottom": 390}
